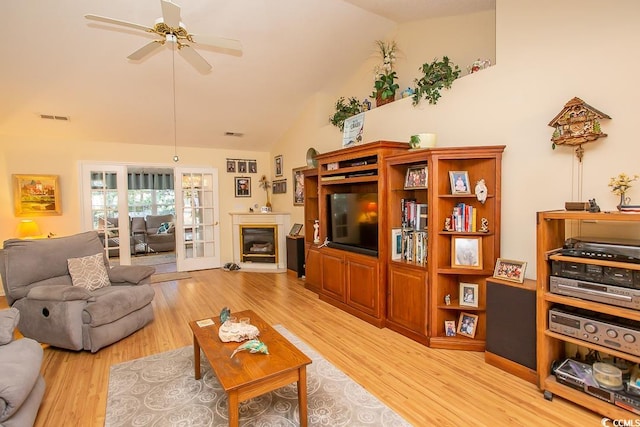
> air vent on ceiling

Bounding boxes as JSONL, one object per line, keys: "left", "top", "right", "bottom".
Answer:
{"left": 40, "top": 114, "right": 70, "bottom": 121}
{"left": 224, "top": 131, "right": 244, "bottom": 137}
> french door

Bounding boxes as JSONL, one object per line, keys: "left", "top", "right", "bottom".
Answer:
{"left": 80, "top": 163, "right": 131, "bottom": 263}
{"left": 174, "top": 167, "right": 221, "bottom": 271}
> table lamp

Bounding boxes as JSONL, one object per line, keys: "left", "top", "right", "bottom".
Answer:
{"left": 17, "top": 220, "right": 42, "bottom": 238}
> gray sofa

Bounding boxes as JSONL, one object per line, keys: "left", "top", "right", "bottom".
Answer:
{"left": 0, "top": 308, "right": 45, "bottom": 427}
{"left": 144, "top": 214, "right": 176, "bottom": 252}
{"left": 0, "top": 231, "right": 156, "bottom": 353}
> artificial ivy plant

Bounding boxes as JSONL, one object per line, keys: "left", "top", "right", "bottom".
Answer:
{"left": 412, "top": 56, "right": 461, "bottom": 106}
{"left": 329, "top": 96, "right": 362, "bottom": 131}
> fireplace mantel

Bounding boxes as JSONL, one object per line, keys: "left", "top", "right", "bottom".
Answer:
{"left": 230, "top": 212, "right": 291, "bottom": 272}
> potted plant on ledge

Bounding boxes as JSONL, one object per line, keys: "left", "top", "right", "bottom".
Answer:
{"left": 370, "top": 40, "right": 399, "bottom": 107}
{"left": 412, "top": 56, "right": 461, "bottom": 106}
{"left": 329, "top": 96, "right": 362, "bottom": 131}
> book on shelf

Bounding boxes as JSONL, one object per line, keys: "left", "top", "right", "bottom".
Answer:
{"left": 320, "top": 175, "right": 346, "bottom": 181}
{"left": 400, "top": 229, "right": 428, "bottom": 264}
{"left": 451, "top": 203, "right": 477, "bottom": 232}
{"left": 401, "top": 198, "right": 428, "bottom": 230}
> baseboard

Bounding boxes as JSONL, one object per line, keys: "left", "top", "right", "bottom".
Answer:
{"left": 485, "top": 351, "right": 538, "bottom": 385}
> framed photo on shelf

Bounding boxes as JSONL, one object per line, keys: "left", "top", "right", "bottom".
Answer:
{"left": 292, "top": 167, "right": 305, "bottom": 206}
{"left": 459, "top": 282, "right": 479, "bottom": 307}
{"left": 391, "top": 228, "right": 402, "bottom": 260}
{"left": 451, "top": 236, "right": 483, "bottom": 269}
{"left": 457, "top": 312, "right": 478, "bottom": 338}
{"left": 289, "top": 223, "right": 303, "bottom": 236}
{"left": 234, "top": 177, "right": 251, "bottom": 197}
{"left": 272, "top": 179, "right": 286, "bottom": 194}
{"left": 493, "top": 258, "right": 527, "bottom": 283}
{"left": 13, "top": 174, "right": 62, "bottom": 216}
{"left": 449, "top": 171, "right": 471, "bottom": 195}
{"left": 404, "top": 164, "right": 428, "bottom": 189}
{"left": 274, "top": 155, "right": 284, "bottom": 177}
{"left": 444, "top": 320, "right": 456, "bottom": 337}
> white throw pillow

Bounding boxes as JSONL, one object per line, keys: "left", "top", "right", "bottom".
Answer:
{"left": 67, "top": 253, "right": 110, "bottom": 291}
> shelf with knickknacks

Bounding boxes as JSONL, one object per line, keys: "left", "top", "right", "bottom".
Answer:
{"left": 609, "top": 172, "right": 640, "bottom": 212}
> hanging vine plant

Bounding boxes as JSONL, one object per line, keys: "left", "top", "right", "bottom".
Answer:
{"left": 329, "top": 96, "right": 363, "bottom": 131}
{"left": 412, "top": 56, "right": 461, "bottom": 106}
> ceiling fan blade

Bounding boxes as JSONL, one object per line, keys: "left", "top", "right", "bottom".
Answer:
{"left": 190, "top": 34, "right": 243, "bottom": 53}
{"left": 127, "top": 41, "right": 164, "bottom": 60}
{"left": 161, "top": 0, "right": 181, "bottom": 28}
{"left": 178, "top": 45, "right": 212, "bottom": 73}
{"left": 84, "top": 14, "right": 152, "bottom": 32}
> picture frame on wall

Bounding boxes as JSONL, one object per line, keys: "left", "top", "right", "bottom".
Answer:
{"left": 237, "top": 160, "right": 247, "bottom": 173}
{"left": 248, "top": 160, "right": 257, "bottom": 174}
{"left": 292, "top": 167, "right": 305, "bottom": 206}
{"left": 404, "top": 164, "right": 428, "bottom": 189}
{"left": 457, "top": 312, "right": 478, "bottom": 338}
{"left": 274, "top": 155, "right": 284, "bottom": 177}
{"left": 451, "top": 236, "right": 483, "bottom": 269}
{"left": 13, "top": 174, "right": 62, "bottom": 216}
{"left": 226, "top": 160, "right": 236, "bottom": 173}
{"left": 272, "top": 179, "right": 286, "bottom": 194}
{"left": 493, "top": 258, "right": 527, "bottom": 283}
{"left": 459, "top": 282, "right": 479, "bottom": 307}
{"left": 449, "top": 170, "right": 471, "bottom": 195}
{"left": 391, "top": 228, "right": 402, "bottom": 260}
{"left": 234, "top": 177, "right": 251, "bottom": 197}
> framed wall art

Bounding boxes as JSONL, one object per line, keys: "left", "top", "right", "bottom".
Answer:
{"left": 449, "top": 170, "right": 471, "bottom": 195}
{"left": 292, "top": 166, "right": 306, "bottom": 206}
{"left": 248, "top": 160, "right": 257, "bottom": 174}
{"left": 234, "top": 177, "right": 251, "bottom": 197}
{"left": 272, "top": 179, "right": 286, "bottom": 194}
{"left": 457, "top": 312, "right": 478, "bottom": 338}
{"left": 451, "top": 236, "right": 482, "bottom": 269}
{"left": 493, "top": 258, "right": 527, "bottom": 283}
{"left": 13, "top": 174, "right": 62, "bottom": 216}
{"left": 237, "top": 160, "right": 247, "bottom": 173}
{"left": 459, "top": 282, "right": 479, "bottom": 307}
{"left": 274, "top": 155, "right": 283, "bottom": 177}
{"left": 226, "top": 160, "right": 236, "bottom": 173}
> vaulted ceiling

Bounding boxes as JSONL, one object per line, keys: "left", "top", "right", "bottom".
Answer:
{"left": 1, "top": 0, "right": 495, "bottom": 152}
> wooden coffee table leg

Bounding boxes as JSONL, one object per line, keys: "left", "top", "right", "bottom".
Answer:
{"left": 193, "top": 334, "right": 201, "bottom": 380}
{"left": 228, "top": 390, "right": 239, "bottom": 427}
{"left": 298, "top": 366, "right": 308, "bottom": 427}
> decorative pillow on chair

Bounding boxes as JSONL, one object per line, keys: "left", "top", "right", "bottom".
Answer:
{"left": 0, "top": 307, "right": 20, "bottom": 345}
{"left": 157, "top": 222, "right": 174, "bottom": 234}
{"left": 67, "top": 253, "right": 111, "bottom": 291}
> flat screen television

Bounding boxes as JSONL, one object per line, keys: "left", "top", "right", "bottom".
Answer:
{"left": 326, "top": 192, "right": 378, "bottom": 257}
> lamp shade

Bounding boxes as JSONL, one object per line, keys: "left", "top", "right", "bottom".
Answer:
{"left": 17, "top": 220, "right": 41, "bottom": 238}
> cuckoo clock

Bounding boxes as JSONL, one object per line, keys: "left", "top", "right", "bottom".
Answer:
{"left": 548, "top": 97, "right": 611, "bottom": 162}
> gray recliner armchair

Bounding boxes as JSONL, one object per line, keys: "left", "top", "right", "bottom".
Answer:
{"left": 0, "top": 231, "right": 156, "bottom": 353}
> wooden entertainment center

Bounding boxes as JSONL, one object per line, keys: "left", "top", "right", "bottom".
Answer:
{"left": 302, "top": 141, "right": 504, "bottom": 351}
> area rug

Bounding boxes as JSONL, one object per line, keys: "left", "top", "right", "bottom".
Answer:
{"left": 106, "top": 325, "right": 410, "bottom": 427}
{"left": 148, "top": 272, "right": 191, "bottom": 284}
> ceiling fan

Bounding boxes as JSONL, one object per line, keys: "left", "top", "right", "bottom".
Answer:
{"left": 85, "top": 0, "right": 242, "bottom": 73}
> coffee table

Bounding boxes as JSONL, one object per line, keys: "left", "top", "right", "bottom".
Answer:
{"left": 189, "top": 310, "right": 312, "bottom": 426}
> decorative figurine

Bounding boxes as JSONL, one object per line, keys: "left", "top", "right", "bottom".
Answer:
{"left": 588, "top": 198, "right": 601, "bottom": 213}
{"left": 313, "top": 219, "right": 320, "bottom": 244}
{"left": 444, "top": 218, "right": 453, "bottom": 231}
{"left": 480, "top": 217, "right": 489, "bottom": 233}
{"left": 230, "top": 339, "right": 269, "bottom": 358}
{"left": 445, "top": 294, "right": 451, "bottom": 306}
{"left": 475, "top": 179, "right": 488, "bottom": 204}
{"left": 362, "top": 99, "right": 371, "bottom": 111}
{"left": 220, "top": 307, "right": 231, "bottom": 324}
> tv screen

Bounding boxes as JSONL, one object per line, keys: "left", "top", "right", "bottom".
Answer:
{"left": 327, "top": 192, "right": 378, "bottom": 257}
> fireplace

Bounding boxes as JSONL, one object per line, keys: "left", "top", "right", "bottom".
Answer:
{"left": 230, "top": 212, "right": 291, "bottom": 272}
{"left": 240, "top": 225, "right": 277, "bottom": 264}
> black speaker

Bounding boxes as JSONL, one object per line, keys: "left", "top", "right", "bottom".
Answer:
{"left": 286, "top": 236, "right": 305, "bottom": 277}
{"left": 486, "top": 279, "right": 536, "bottom": 370}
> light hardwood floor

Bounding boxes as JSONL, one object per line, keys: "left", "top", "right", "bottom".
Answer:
{"left": 3, "top": 269, "right": 603, "bottom": 426}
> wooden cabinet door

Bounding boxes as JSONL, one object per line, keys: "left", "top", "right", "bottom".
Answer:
{"left": 321, "top": 251, "right": 345, "bottom": 301}
{"left": 387, "top": 264, "right": 427, "bottom": 335}
{"left": 345, "top": 254, "right": 379, "bottom": 317}
{"left": 304, "top": 246, "right": 321, "bottom": 293}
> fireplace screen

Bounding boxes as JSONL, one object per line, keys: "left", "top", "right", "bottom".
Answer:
{"left": 240, "top": 225, "right": 278, "bottom": 264}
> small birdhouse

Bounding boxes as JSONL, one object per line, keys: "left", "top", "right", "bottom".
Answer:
{"left": 548, "top": 97, "right": 611, "bottom": 162}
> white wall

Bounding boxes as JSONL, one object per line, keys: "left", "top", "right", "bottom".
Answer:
{"left": 270, "top": 0, "right": 640, "bottom": 278}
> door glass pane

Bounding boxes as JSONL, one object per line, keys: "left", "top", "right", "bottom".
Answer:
{"left": 90, "top": 171, "right": 121, "bottom": 258}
